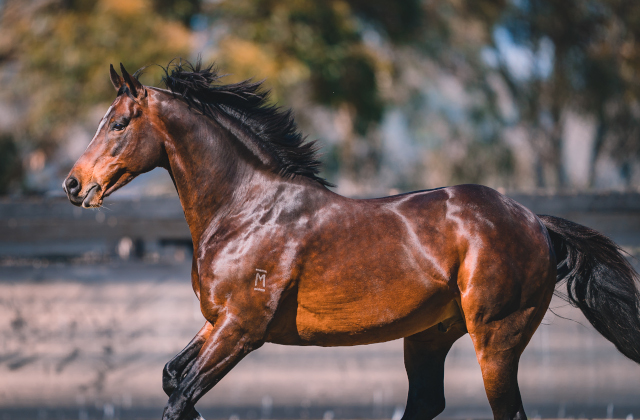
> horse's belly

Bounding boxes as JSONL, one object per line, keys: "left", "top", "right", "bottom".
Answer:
{"left": 292, "top": 279, "right": 457, "bottom": 346}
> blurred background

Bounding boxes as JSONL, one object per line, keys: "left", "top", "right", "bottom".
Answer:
{"left": 1, "top": 0, "right": 640, "bottom": 195}
{"left": 1, "top": 0, "right": 640, "bottom": 419}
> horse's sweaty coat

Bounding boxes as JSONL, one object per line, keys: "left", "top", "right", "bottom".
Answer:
{"left": 63, "top": 61, "right": 640, "bottom": 420}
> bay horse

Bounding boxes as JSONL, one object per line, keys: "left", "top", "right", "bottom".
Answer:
{"left": 63, "top": 61, "right": 640, "bottom": 420}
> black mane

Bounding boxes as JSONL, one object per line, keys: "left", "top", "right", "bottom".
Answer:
{"left": 160, "top": 59, "right": 332, "bottom": 187}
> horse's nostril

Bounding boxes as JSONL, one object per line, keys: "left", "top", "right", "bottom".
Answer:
{"left": 65, "top": 176, "right": 80, "bottom": 195}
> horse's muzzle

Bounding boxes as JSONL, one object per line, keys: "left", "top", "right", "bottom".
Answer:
{"left": 63, "top": 175, "right": 100, "bottom": 208}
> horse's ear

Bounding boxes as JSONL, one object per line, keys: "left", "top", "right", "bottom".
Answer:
{"left": 120, "top": 63, "right": 146, "bottom": 98}
{"left": 110, "top": 64, "right": 124, "bottom": 91}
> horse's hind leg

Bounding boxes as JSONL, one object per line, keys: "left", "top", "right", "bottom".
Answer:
{"left": 402, "top": 320, "right": 466, "bottom": 420}
{"left": 461, "top": 279, "right": 553, "bottom": 420}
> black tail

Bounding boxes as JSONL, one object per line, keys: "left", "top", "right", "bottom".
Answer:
{"left": 539, "top": 215, "right": 640, "bottom": 363}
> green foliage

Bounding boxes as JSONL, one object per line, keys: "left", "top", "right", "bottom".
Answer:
{"left": 0, "top": 0, "right": 192, "bottom": 152}
{"left": 152, "top": 0, "right": 202, "bottom": 25}
{"left": 206, "top": 0, "right": 424, "bottom": 133}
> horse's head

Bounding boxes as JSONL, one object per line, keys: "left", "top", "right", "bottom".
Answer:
{"left": 63, "top": 64, "right": 166, "bottom": 207}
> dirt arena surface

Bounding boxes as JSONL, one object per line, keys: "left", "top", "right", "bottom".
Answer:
{"left": 1, "top": 260, "right": 639, "bottom": 419}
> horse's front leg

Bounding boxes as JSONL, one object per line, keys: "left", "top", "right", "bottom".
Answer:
{"left": 163, "top": 322, "right": 214, "bottom": 396}
{"left": 162, "top": 322, "right": 214, "bottom": 420}
{"left": 161, "top": 314, "right": 264, "bottom": 420}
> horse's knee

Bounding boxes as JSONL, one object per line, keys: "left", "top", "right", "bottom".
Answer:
{"left": 162, "top": 322, "right": 215, "bottom": 397}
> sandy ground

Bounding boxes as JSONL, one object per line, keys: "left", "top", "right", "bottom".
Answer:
{"left": 0, "top": 261, "right": 639, "bottom": 419}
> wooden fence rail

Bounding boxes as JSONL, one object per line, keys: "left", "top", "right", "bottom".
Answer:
{"left": 1, "top": 192, "right": 639, "bottom": 259}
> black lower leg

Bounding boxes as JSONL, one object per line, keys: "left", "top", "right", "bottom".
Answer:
{"left": 163, "top": 323, "right": 213, "bottom": 396}
{"left": 162, "top": 317, "right": 260, "bottom": 420}
{"left": 162, "top": 323, "right": 213, "bottom": 420}
{"left": 402, "top": 322, "right": 465, "bottom": 420}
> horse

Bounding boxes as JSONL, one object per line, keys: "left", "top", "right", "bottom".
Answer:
{"left": 63, "top": 61, "right": 640, "bottom": 420}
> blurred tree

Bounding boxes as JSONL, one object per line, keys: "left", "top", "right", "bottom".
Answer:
{"left": 201, "top": 0, "right": 430, "bottom": 185}
{"left": 0, "top": 134, "right": 22, "bottom": 194}
{"left": 0, "top": 0, "right": 193, "bottom": 192}
{"left": 491, "top": 0, "right": 640, "bottom": 188}
{"left": 205, "top": 0, "right": 424, "bottom": 128}
{"left": 0, "top": 0, "right": 639, "bottom": 194}
{"left": 200, "top": 0, "right": 519, "bottom": 189}
{"left": 152, "top": 0, "right": 201, "bottom": 26}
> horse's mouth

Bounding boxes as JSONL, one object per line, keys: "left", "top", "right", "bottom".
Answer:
{"left": 69, "top": 172, "right": 134, "bottom": 209}
{"left": 82, "top": 184, "right": 102, "bottom": 208}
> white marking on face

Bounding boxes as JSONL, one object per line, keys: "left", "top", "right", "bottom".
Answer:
{"left": 86, "top": 105, "right": 114, "bottom": 150}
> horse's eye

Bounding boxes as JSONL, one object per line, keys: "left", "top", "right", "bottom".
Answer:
{"left": 113, "top": 123, "right": 126, "bottom": 131}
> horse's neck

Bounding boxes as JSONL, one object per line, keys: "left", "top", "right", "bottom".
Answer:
{"left": 161, "top": 104, "right": 331, "bottom": 249}
{"left": 161, "top": 106, "right": 243, "bottom": 244}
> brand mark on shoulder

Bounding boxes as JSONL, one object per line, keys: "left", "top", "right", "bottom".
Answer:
{"left": 254, "top": 269, "right": 267, "bottom": 292}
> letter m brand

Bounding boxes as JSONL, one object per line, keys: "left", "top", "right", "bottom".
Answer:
{"left": 255, "top": 272, "right": 266, "bottom": 288}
